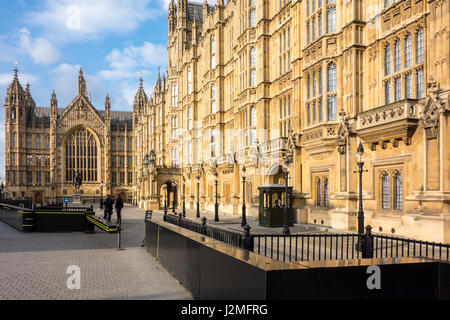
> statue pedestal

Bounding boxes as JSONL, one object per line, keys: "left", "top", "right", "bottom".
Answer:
{"left": 72, "top": 193, "right": 82, "bottom": 205}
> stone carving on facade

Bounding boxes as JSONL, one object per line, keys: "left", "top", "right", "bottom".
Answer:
{"left": 421, "top": 80, "right": 449, "bottom": 140}
{"left": 336, "top": 109, "right": 351, "bottom": 154}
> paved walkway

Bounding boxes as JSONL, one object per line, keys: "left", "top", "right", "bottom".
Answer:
{"left": 0, "top": 206, "right": 192, "bottom": 300}
{"left": 152, "top": 206, "right": 343, "bottom": 235}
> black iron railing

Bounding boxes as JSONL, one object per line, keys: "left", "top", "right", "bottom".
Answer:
{"left": 372, "top": 234, "right": 450, "bottom": 261}
{"left": 253, "top": 233, "right": 363, "bottom": 262}
{"left": 163, "top": 214, "right": 450, "bottom": 263}
{"left": 165, "top": 214, "right": 244, "bottom": 248}
{"left": 253, "top": 232, "right": 450, "bottom": 263}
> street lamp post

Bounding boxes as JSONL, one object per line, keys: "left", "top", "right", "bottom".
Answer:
{"left": 282, "top": 158, "right": 291, "bottom": 235}
{"left": 241, "top": 166, "right": 247, "bottom": 227}
{"left": 162, "top": 184, "right": 167, "bottom": 220}
{"left": 100, "top": 181, "right": 104, "bottom": 209}
{"left": 196, "top": 176, "right": 200, "bottom": 218}
{"left": 214, "top": 172, "right": 219, "bottom": 222}
{"left": 354, "top": 142, "right": 368, "bottom": 252}
{"left": 172, "top": 182, "right": 176, "bottom": 214}
{"left": 182, "top": 177, "right": 186, "bottom": 217}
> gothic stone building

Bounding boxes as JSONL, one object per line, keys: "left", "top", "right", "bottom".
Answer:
{"left": 4, "top": 0, "right": 450, "bottom": 243}
{"left": 4, "top": 68, "right": 134, "bottom": 204}
{"left": 132, "top": 0, "right": 449, "bottom": 243}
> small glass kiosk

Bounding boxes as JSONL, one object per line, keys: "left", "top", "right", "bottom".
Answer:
{"left": 258, "top": 184, "right": 295, "bottom": 227}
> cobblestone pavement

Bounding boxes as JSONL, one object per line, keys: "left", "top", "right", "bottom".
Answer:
{"left": 0, "top": 205, "right": 192, "bottom": 300}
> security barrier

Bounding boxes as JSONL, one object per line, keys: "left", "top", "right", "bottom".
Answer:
{"left": 0, "top": 203, "right": 107, "bottom": 233}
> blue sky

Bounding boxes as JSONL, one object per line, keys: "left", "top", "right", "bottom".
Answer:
{"left": 0, "top": 0, "right": 216, "bottom": 179}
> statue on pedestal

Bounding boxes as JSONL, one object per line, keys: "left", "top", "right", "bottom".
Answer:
{"left": 73, "top": 171, "right": 83, "bottom": 191}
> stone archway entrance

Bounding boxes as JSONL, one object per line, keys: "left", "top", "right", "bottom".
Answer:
{"left": 159, "top": 181, "right": 178, "bottom": 211}
{"left": 34, "top": 192, "right": 43, "bottom": 205}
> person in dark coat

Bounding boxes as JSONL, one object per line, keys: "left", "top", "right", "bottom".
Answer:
{"left": 103, "top": 195, "right": 114, "bottom": 222}
{"left": 115, "top": 194, "right": 124, "bottom": 224}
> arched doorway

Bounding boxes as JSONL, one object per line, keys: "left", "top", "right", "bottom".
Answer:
{"left": 266, "top": 164, "right": 285, "bottom": 184}
{"left": 34, "top": 192, "right": 43, "bottom": 205}
{"left": 159, "top": 182, "right": 178, "bottom": 210}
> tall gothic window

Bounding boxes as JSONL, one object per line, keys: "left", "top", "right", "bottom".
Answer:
{"left": 327, "top": 7, "right": 336, "bottom": 33}
{"left": 404, "top": 34, "right": 412, "bottom": 68}
{"left": 405, "top": 73, "right": 412, "bottom": 99}
{"left": 327, "top": 63, "right": 337, "bottom": 92}
{"left": 324, "top": 178, "right": 329, "bottom": 207}
{"left": 381, "top": 173, "right": 390, "bottom": 210}
{"left": 384, "top": 45, "right": 391, "bottom": 76}
{"left": 316, "top": 178, "right": 322, "bottom": 206}
{"left": 393, "top": 172, "right": 402, "bottom": 210}
{"left": 250, "top": 47, "right": 256, "bottom": 87}
{"left": 394, "top": 77, "right": 401, "bottom": 101}
{"left": 211, "top": 35, "right": 216, "bottom": 69}
{"left": 250, "top": 106, "right": 257, "bottom": 146}
{"left": 65, "top": 127, "right": 98, "bottom": 182}
{"left": 394, "top": 40, "right": 401, "bottom": 72}
{"left": 385, "top": 80, "right": 391, "bottom": 104}
{"left": 211, "top": 83, "right": 216, "bottom": 114}
{"left": 416, "top": 68, "right": 424, "bottom": 99}
{"left": 187, "top": 106, "right": 193, "bottom": 130}
{"left": 187, "top": 67, "right": 192, "bottom": 94}
{"left": 416, "top": 29, "right": 424, "bottom": 63}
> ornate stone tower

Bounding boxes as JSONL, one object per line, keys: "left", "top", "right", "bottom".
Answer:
{"left": 4, "top": 66, "right": 33, "bottom": 191}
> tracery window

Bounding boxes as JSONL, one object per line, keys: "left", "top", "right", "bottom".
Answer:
{"left": 65, "top": 127, "right": 98, "bottom": 182}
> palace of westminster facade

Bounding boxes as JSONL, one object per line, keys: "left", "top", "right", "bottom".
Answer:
{"left": 3, "top": 0, "right": 449, "bottom": 242}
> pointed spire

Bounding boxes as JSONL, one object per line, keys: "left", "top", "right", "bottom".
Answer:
{"left": 157, "top": 66, "right": 162, "bottom": 91}
{"left": 133, "top": 76, "right": 148, "bottom": 112}
{"left": 7, "top": 64, "right": 26, "bottom": 105}
{"left": 105, "top": 93, "right": 111, "bottom": 119}
{"left": 78, "top": 67, "right": 87, "bottom": 96}
{"left": 51, "top": 90, "right": 58, "bottom": 117}
{"left": 13, "top": 63, "right": 18, "bottom": 80}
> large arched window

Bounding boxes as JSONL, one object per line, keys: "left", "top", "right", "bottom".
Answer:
{"left": 65, "top": 127, "right": 98, "bottom": 182}
{"left": 324, "top": 178, "right": 329, "bottom": 207}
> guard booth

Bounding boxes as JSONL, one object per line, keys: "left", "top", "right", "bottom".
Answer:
{"left": 258, "top": 184, "right": 295, "bottom": 227}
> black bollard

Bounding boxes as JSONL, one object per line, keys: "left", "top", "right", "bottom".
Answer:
{"left": 241, "top": 224, "right": 254, "bottom": 252}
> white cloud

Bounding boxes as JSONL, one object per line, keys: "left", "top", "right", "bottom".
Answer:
{"left": 0, "top": 72, "right": 39, "bottom": 87}
{"left": 18, "top": 28, "right": 61, "bottom": 65}
{"left": 25, "top": 0, "right": 162, "bottom": 43}
{"left": 99, "top": 42, "right": 167, "bottom": 81}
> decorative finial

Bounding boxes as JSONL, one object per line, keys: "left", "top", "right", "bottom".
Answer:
{"left": 13, "top": 62, "right": 18, "bottom": 79}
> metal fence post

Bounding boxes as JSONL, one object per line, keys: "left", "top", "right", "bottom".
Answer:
{"left": 178, "top": 212, "right": 182, "bottom": 226}
{"left": 241, "top": 224, "right": 254, "bottom": 252}
{"left": 201, "top": 217, "right": 207, "bottom": 235}
{"left": 362, "top": 225, "right": 373, "bottom": 258}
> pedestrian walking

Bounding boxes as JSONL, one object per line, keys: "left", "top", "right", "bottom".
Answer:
{"left": 103, "top": 194, "right": 114, "bottom": 222}
{"left": 115, "top": 194, "right": 124, "bottom": 224}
